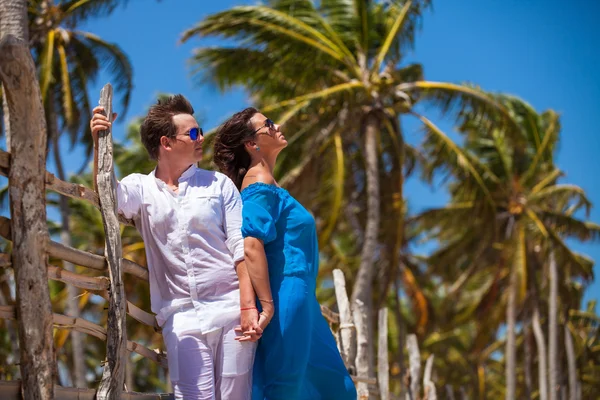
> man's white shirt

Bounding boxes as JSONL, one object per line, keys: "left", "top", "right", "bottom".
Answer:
{"left": 117, "top": 165, "right": 244, "bottom": 332}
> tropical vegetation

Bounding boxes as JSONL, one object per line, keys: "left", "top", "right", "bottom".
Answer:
{"left": 0, "top": 0, "right": 598, "bottom": 398}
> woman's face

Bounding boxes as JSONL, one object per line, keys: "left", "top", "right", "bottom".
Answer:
{"left": 249, "top": 113, "right": 287, "bottom": 154}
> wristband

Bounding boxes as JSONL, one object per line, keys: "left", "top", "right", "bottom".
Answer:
{"left": 241, "top": 307, "right": 257, "bottom": 311}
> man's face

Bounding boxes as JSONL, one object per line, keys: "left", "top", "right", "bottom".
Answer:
{"left": 169, "top": 113, "right": 204, "bottom": 163}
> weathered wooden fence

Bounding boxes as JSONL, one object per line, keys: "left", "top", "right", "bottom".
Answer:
{"left": 0, "top": 85, "right": 168, "bottom": 399}
{"left": 0, "top": 84, "right": 439, "bottom": 399}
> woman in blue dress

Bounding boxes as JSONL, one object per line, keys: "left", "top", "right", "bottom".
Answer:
{"left": 213, "top": 108, "right": 357, "bottom": 400}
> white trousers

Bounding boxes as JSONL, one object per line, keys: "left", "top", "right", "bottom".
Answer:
{"left": 162, "top": 308, "right": 257, "bottom": 400}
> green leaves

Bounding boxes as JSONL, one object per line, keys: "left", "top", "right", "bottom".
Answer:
{"left": 28, "top": 1, "right": 133, "bottom": 165}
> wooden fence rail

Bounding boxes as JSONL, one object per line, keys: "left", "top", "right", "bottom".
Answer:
{"left": 0, "top": 149, "right": 134, "bottom": 227}
{"left": 0, "top": 217, "right": 147, "bottom": 280}
{"left": 0, "top": 306, "right": 166, "bottom": 368}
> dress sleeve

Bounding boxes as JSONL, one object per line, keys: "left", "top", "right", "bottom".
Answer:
{"left": 241, "top": 185, "right": 281, "bottom": 244}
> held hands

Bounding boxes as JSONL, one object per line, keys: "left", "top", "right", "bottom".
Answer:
{"left": 235, "top": 300, "right": 274, "bottom": 342}
{"left": 90, "top": 106, "right": 118, "bottom": 139}
{"left": 235, "top": 307, "right": 263, "bottom": 342}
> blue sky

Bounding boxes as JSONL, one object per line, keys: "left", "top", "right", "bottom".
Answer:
{"left": 16, "top": 1, "right": 600, "bottom": 305}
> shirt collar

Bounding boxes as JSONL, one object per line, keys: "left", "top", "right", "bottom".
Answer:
{"left": 150, "top": 164, "right": 197, "bottom": 187}
{"left": 179, "top": 164, "right": 197, "bottom": 181}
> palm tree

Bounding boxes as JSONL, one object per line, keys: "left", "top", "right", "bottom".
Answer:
{"left": 181, "top": 1, "right": 516, "bottom": 377}
{"left": 568, "top": 300, "right": 600, "bottom": 398}
{"left": 30, "top": 0, "right": 133, "bottom": 162}
{"left": 415, "top": 94, "right": 600, "bottom": 398}
{"left": 26, "top": 0, "right": 133, "bottom": 387}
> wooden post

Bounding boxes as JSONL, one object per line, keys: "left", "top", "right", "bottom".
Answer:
{"left": 0, "top": 1, "right": 55, "bottom": 398}
{"left": 353, "top": 299, "right": 370, "bottom": 399}
{"left": 377, "top": 308, "right": 389, "bottom": 400}
{"left": 95, "top": 84, "right": 127, "bottom": 399}
{"left": 333, "top": 269, "right": 356, "bottom": 373}
{"left": 406, "top": 334, "right": 421, "bottom": 400}
{"left": 423, "top": 354, "right": 436, "bottom": 400}
{"left": 445, "top": 385, "right": 455, "bottom": 400}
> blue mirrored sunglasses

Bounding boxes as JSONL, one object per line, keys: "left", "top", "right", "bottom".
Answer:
{"left": 188, "top": 127, "right": 203, "bottom": 141}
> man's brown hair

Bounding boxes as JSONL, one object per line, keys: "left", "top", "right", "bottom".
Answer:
{"left": 140, "top": 94, "right": 195, "bottom": 160}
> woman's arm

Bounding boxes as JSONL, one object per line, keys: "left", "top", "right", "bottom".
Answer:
{"left": 244, "top": 237, "right": 274, "bottom": 330}
{"left": 235, "top": 260, "right": 262, "bottom": 341}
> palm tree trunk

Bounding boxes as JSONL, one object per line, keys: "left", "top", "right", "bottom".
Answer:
{"left": 549, "top": 251, "right": 558, "bottom": 400}
{"left": 0, "top": 0, "right": 28, "bottom": 150}
{"left": 0, "top": 0, "right": 28, "bottom": 41}
{"left": 506, "top": 262, "right": 517, "bottom": 400}
{"left": 375, "top": 117, "right": 404, "bottom": 313}
{"left": 564, "top": 324, "right": 577, "bottom": 400}
{"left": 533, "top": 301, "right": 548, "bottom": 400}
{"left": 0, "top": 1, "right": 55, "bottom": 397}
{"left": 524, "top": 322, "right": 533, "bottom": 399}
{"left": 351, "top": 112, "right": 381, "bottom": 382}
{"left": 49, "top": 102, "right": 87, "bottom": 388}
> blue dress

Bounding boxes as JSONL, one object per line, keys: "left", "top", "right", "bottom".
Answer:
{"left": 241, "top": 183, "right": 357, "bottom": 400}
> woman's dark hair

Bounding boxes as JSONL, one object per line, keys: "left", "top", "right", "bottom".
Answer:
{"left": 213, "top": 107, "right": 259, "bottom": 189}
{"left": 140, "top": 94, "right": 195, "bottom": 160}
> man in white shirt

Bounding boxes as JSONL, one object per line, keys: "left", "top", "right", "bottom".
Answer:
{"left": 91, "top": 95, "right": 268, "bottom": 400}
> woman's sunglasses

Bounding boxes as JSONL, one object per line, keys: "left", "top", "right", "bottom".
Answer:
{"left": 253, "top": 119, "right": 275, "bottom": 134}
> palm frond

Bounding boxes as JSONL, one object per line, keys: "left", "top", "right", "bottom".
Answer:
{"left": 383, "top": 0, "right": 431, "bottom": 53}
{"left": 39, "top": 29, "right": 56, "bottom": 100}
{"left": 263, "top": 80, "right": 363, "bottom": 112}
{"left": 371, "top": 0, "right": 412, "bottom": 75}
{"left": 524, "top": 208, "right": 548, "bottom": 237}
{"left": 390, "top": 62, "right": 424, "bottom": 84}
{"left": 399, "top": 81, "right": 523, "bottom": 144}
{"left": 539, "top": 208, "right": 600, "bottom": 242}
{"left": 182, "top": 6, "right": 349, "bottom": 64}
{"left": 269, "top": 0, "right": 356, "bottom": 62}
{"left": 69, "top": 61, "right": 94, "bottom": 165}
{"left": 59, "top": 0, "right": 128, "bottom": 25}
{"left": 189, "top": 47, "right": 276, "bottom": 90}
{"left": 57, "top": 43, "right": 74, "bottom": 126}
{"left": 75, "top": 32, "right": 133, "bottom": 116}
{"left": 528, "top": 184, "right": 592, "bottom": 216}
{"left": 530, "top": 168, "right": 562, "bottom": 195}
{"left": 547, "top": 226, "right": 596, "bottom": 279}
{"left": 412, "top": 112, "right": 496, "bottom": 208}
{"left": 519, "top": 109, "right": 559, "bottom": 184}
{"left": 319, "top": 131, "right": 345, "bottom": 246}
